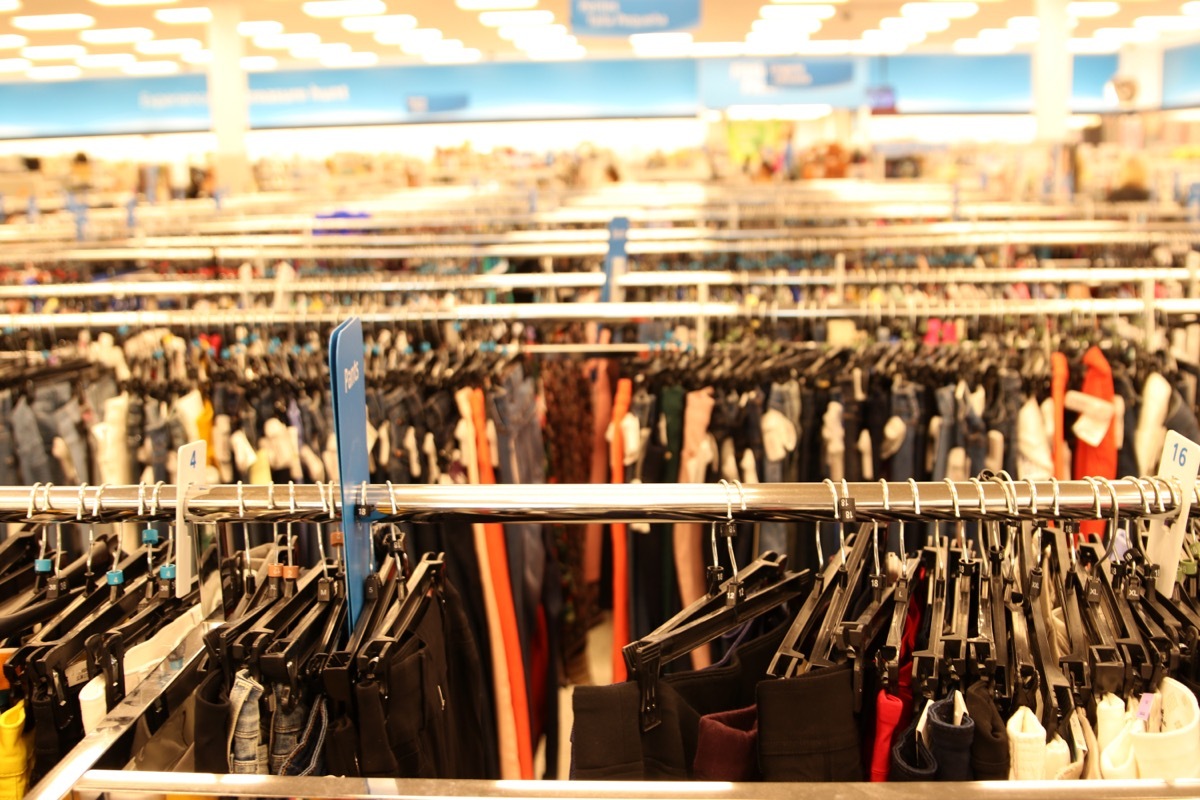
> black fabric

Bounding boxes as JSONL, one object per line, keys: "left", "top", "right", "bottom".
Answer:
{"left": 926, "top": 695, "right": 975, "bottom": 780}
{"left": 541, "top": 526, "right": 565, "bottom": 779}
{"left": 30, "top": 691, "right": 63, "bottom": 784}
{"left": 890, "top": 706, "right": 937, "bottom": 781}
{"left": 756, "top": 664, "right": 863, "bottom": 782}
{"left": 323, "top": 710, "right": 361, "bottom": 777}
{"left": 356, "top": 677, "right": 399, "bottom": 777}
{"left": 570, "top": 622, "right": 787, "bottom": 780}
{"left": 964, "top": 681, "right": 1009, "bottom": 780}
{"left": 193, "top": 669, "right": 230, "bottom": 774}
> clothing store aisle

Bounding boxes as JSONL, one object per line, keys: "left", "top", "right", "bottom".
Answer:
{"left": 549, "top": 614, "right": 614, "bottom": 779}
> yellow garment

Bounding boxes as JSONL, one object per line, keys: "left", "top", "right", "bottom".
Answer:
{"left": 0, "top": 702, "right": 30, "bottom": 800}
{"left": 249, "top": 447, "right": 273, "bottom": 484}
{"left": 197, "top": 399, "right": 215, "bottom": 467}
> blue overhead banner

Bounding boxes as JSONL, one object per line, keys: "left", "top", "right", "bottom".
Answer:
{"left": 571, "top": 0, "right": 701, "bottom": 35}
{"left": 1165, "top": 42, "right": 1200, "bottom": 108}
{"left": 699, "top": 57, "right": 867, "bottom": 109}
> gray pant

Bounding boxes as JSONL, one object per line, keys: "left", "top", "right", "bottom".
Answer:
{"left": 761, "top": 380, "right": 801, "bottom": 555}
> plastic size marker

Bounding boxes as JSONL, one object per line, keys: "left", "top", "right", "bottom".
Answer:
{"left": 1147, "top": 431, "right": 1200, "bottom": 595}
{"left": 175, "top": 441, "right": 207, "bottom": 601}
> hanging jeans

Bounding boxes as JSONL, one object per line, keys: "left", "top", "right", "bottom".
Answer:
{"left": 761, "top": 381, "right": 801, "bottom": 556}
{"left": 228, "top": 670, "right": 267, "bottom": 775}
{"left": 269, "top": 690, "right": 309, "bottom": 775}
{"left": 0, "top": 392, "right": 16, "bottom": 486}
{"left": 889, "top": 381, "right": 922, "bottom": 551}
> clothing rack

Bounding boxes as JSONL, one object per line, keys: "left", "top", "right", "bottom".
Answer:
{"left": 2, "top": 478, "right": 1190, "bottom": 526}
{"left": 25, "top": 476, "right": 1200, "bottom": 800}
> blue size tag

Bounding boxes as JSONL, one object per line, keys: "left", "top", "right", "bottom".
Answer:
{"left": 329, "top": 318, "right": 382, "bottom": 630}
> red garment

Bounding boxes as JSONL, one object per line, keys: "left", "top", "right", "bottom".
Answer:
{"left": 693, "top": 705, "right": 761, "bottom": 781}
{"left": 1075, "top": 346, "right": 1118, "bottom": 536}
{"left": 868, "top": 586, "right": 923, "bottom": 780}
{"left": 870, "top": 691, "right": 905, "bottom": 781}
{"left": 610, "top": 378, "right": 633, "bottom": 683}
{"left": 471, "top": 388, "right": 534, "bottom": 779}
{"left": 1051, "top": 352, "right": 1070, "bottom": 480}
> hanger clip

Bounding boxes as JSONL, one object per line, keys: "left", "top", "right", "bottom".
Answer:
{"left": 631, "top": 641, "right": 663, "bottom": 731}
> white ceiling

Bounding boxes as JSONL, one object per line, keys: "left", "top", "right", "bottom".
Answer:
{"left": 0, "top": 0, "right": 1197, "bottom": 82}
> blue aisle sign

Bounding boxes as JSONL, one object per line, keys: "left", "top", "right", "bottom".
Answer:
{"left": 329, "top": 317, "right": 380, "bottom": 630}
{"left": 602, "top": 217, "right": 629, "bottom": 303}
{"left": 571, "top": 0, "right": 701, "bottom": 35}
{"left": 765, "top": 60, "right": 854, "bottom": 89}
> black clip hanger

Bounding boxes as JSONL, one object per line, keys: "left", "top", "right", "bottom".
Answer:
{"left": 357, "top": 552, "right": 446, "bottom": 682}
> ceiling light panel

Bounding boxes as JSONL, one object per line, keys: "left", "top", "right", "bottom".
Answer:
{"left": 319, "top": 50, "right": 378, "bottom": 66}
{"left": 136, "top": 38, "right": 203, "bottom": 54}
{"left": 0, "top": 35, "right": 27, "bottom": 48}
{"left": 155, "top": 7, "right": 212, "bottom": 23}
{"left": 22, "top": 44, "right": 86, "bottom": 59}
{"left": 0, "top": 1, "right": 18, "bottom": 11}
{"left": 1092, "top": 26, "right": 1157, "bottom": 42}
{"left": 92, "top": 0, "right": 182, "bottom": 5}
{"left": 1134, "top": 15, "right": 1200, "bottom": 29}
{"left": 77, "top": 52, "right": 137, "bottom": 66}
{"left": 374, "top": 27, "right": 441, "bottom": 46}
{"left": 342, "top": 14, "right": 416, "bottom": 32}
{"left": 900, "top": 2, "right": 978, "bottom": 18}
{"left": 29, "top": 65, "right": 82, "bottom": 79}
{"left": 479, "top": 10, "right": 554, "bottom": 26}
{"left": 525, "top": 44, "right": 586, "bottom": 60}
{"left": 303, "top": 0, "right": 386, "bottom": 18}
{"left": 290, "top": 41, "right": 352, "bottom": 58}
{"left": 1185, "top": 2, "right": 1200, "bottom": 15}
{"left": 502, "top": 23, "right": 567, "bottom": 40}
{"left": 750, "top": 17, "right": 821, "bottom": 33}
{"left": 241, "top": 55, "right": 278, "bottom": 70}
{"left": 81, "top": 27, "right": 154, "bottom": 43}
{"left": 238, "top": 21, "right": 284, "bottom": 36}
{"left": 425, "top": 47, "right": 483, "bottom": 62}
{"left": 1067, "top": 36, "right": 1119, "bottom": 51}
{"left": 123, "top": 60, "right": 180, "bottom": 74}
{"left": 883, "top": 15, "right": 950, "bottom": 32}
{"left": 181, "top": 49, "right": 211, "bottom": 62}
{"left": 953, "top": 37, "right": 1012, "bottom": 53}
{"left": 0, "top": 58, "right": 30, "bottom": 72}
{"left": 12, "top": 14, "right": 95, "bottom": 31}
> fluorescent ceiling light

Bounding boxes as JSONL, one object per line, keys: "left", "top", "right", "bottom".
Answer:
{"left": 91, "top": 0, "right": 181, "bottom": 5}
{"left": 796, "top": 39, "right": 854, "bottom": 54}
{"left": 1067, "top": 36, "right": 1119, "bottom": 51}
{"left": 760, "top": 3, "right": 836, "bottom": 19}
{"left": 689, "top": 41, "right": 747, "bottom": 57}
{"left": 882, "top": 15, "right": 949, "bottom": 32}
{"left": 979, "top": 26, "right": 1036, "bottom": 43}
{"left": 81, "top": 27, "right": 154, "bottom": 43}
{"left": 290, "top": 41, "right": 352, "bottom": 58}
{"left": 1134, "top": 15, "right": 1200, "bottom": 30}
{"left": 77, "top": 52, "right": 137, "bottom": 67}
{"left": 123, "top": 60, "right": 180, "bottom": 74}
{"left": 155, "top": 7, "right": 212, "bottom": 23}
{"left": 0, "top": 58, "right": 31, "bottom": 72}
{"left": 751, "top": 17, "right": 821, "bottom": 33}
{"left": 862, "top": 27, "right": 925, "bottom": 44}
{"left": 479, "top": 9, "right": 554, "bottom": 26}
{"left": 254, "top": 32, "right": 321, "bottom": 48}
{"left": 456, "top": 0, "right": 536, "bottom": 8}
{"left": 746, "top": 31, "right": 810, "bottom": 47}
{"left": 375, "top": 27, "right": 442, "bottom": 46}
{"left": 181, "top": 49, "right": 211, "bottom": 63}
{"left": 1066, "top": 2, "right": 1117, "bottom": 17}
{"left": 241, "top": 55, "right": 277, "bottom": 70}
{"left": 22, "top": 44, "right": 86, "bottom": 59}
{"left": 952, "top": 36, "right": 1012, "bottom": 52}
{"left": 238, "top": 21, "right": 284, "bottom": 36}
{"left": 499, "top": 23, "right": 566, "bottom": 39}
{"left": 900, "top": 2, "right": 977, "bottom": 18}
{"left": 342, "top": 14, "right": 416, "bottom": 32}
{"left": 28, "top": 65, "right": 82, "bottom": 80}
{"left": 303, "top": 0, "right": 385, "bottom": 18}
{"left": 0, "top": 35, "right": 27, "bottom": 48}
{"left": 525, "top": 44, "right": 586, "bottom": 60}
{"left": 136, "top": 38, "right": 202, "bottom": 54}
{"left": 12, "top": 14, "right": 95, "bottom": 31}
{"left": 1185, "top": 1, "right": 1200, "bottom": 15}
{"left": 515, "top": 32, "right": 576, "bottom": 49}
{"left": 0, "top": 1, "right": 18, "bottom": 10}
{"left": 424, "top": 47, "right": 483, "bottom": 62}
{"left": 319, "top": 50, "right": 378, "bottom": 66}
{"left": 1093, "top": 26, "right": 1157, "bottom": 42}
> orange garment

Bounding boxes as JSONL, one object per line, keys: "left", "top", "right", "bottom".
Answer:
{"left": 610, "top": 379, "right": 633, "bottom": 683}
{"left": 470, "top": 388, "right": 534, "bottom": 780}
{"left": 197, "top": 399, "right": 215, "bottom": 467}
{"left": 1051, "top": 353, "right": 1070, "bottom": 480}
{"left": 1074, "top": 347, "right": 1117, "bottom": 536}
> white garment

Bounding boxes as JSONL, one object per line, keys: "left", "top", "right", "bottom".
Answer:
{"left": 880, "top": 416, "right": 906, "bottom": 461}
{"left": 1017, "top": 398, "right": 1054, "bottom": 480}
{"left": 80, "top": 604, "right": 205, "bottom": 735}
{"left": 761, "top": 409, "right": 797, "bottom": 462}
{"left": 985, "top": 430, "right": 1004, "bottom": 473}
{"left": 822, "top": 401, "right": 845, "bottom": 482}
{"left": 1007, "top": 706, "right": 1083, "bottom": 780}
{"left": 1066, "top": 390, "right": 1116, "bottom": 448}
{"left": 1099, "top": 679, "right": 1200, "bottom": 779}
{"left": 858, "top": 430, "right": 874, "bottom": 481}
{"left": 454, "top": 388, "right": 480, "bottom": 486}
{"left": 1136, "top": 372, "right": 1172, "bottom": 475}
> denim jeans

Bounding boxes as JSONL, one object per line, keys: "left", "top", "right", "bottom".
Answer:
{"left": 961, "top": 393, "right": 988, "bottom": 479}
{"left": 626, "top": 388, "right": 657, "bottom": 483}
{"left": 279, "top": 696, "right": 327, "bottom": 776}
{"left": 761, "top": 381, "right": 801, "bottom": 555}
{"left": 144, "top": 401, "right": 171, "bottom": 484}
{"left": 932, "top": 384, "right": 958, "bottom": 482}
{"left": 0, "top": 391, "right": 17, "bottom": 485}
{"left": 12, "top": 397, "right": 57, "bottom": 485}
{"left": 269, "top": 688, "right": 309, "bottom": 775}
{"left": 890, "top": 381, "right": 922, "bottom": 552}
{"left": 228, "top": 670, "right": 267, "bottom": 774}
{"left": 985, "top": 370, "right": 1023, "bottom": 480}
{"left": 487, "top": 365, "right": 546, "bottom": 701}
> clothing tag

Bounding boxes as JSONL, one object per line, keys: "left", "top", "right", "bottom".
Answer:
{"left": 916, "top": 701, "right": 933, "bottom": 749}
{"left": 1148, "top": 432, "right": 1200, "bottom": 594}
{"left": 1137, "top": 692, "right": 1155, "bottom": 722}
{"left": 953, "top": 690, "right": 969, "bottom": 725}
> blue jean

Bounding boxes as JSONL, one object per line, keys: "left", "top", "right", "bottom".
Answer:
{"left": 890, "top": 381, "right": 922, "bottom": 552}
{"left": 144, "top": 402, "right": 171, "bottom": 483}
{"left": 279, "top": 696, "right": 327, "bottom": 776}
{"left": 269, "top": 687, "right": 308, "bottom": 775}
{"left": 0, "top": 391, "right": 16, "bottom": 485}
{"left": 932, "top": 384, "right": 958, "bottom": 482}
{"left": 228, "top": 670, "right": 267, "bottom": 774}
{"left": 761, "top": 380, "right": 801, "bottom": 555}
{"left": 12, "top": 397, "right": 56, "bottom": 485}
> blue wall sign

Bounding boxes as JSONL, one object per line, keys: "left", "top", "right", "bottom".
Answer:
{"left": 571, "top": 0, "right": 701, "bottom": 36}
{"left": 1165, "top": 42, "right": 1200, "bottom": 108}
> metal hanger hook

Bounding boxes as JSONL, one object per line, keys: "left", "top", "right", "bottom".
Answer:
{"left": 27, "top": 482, "right": 42, "bottom": 521}
{"left": 76, "top": 483, "right": 87, "bottom": 523}
{"left": 266, "top": 482, "right": 275, "bottom": 513}
{"left": 970, "top": 477, "right": 986, "bottom": 517}
{"left": 137, "top": 481, "right": 147, "bottom": 518}
{"left": 1122, "top": 475, "right": 1151, "bottom": 516}
{"left": 943, "top": 478, "right": 960, "bottom": 519}
{"left": 908, "top": 478, "right": 921, "bottom": 518}
{"left": 151, "top": 481, "right": 166, "bottom": 517}
{"left": 1098, "top": 477, "right": 1121, "bottom": 561}
{"left": 1050, "top": 477, "right": 1061, "bottom": 520}
{"left": 387, "top": 480, "right": 398, "bottom": 517}
{"left": 236, "top": 481, "right": 246, "bottom": 519}
{"left": 315, "top": 481, "right": 328, "bottom": 518}
{"left": 40, "top": 482, "right": 53, "bottom": 514}
{"left": 91, "top": 484, "right": 107, "bottom": 520}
